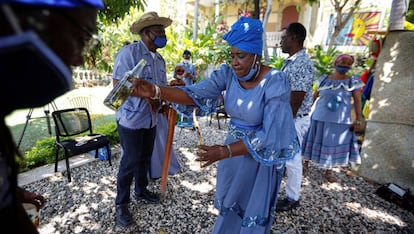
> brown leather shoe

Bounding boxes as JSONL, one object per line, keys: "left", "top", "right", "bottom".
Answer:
{"left": 325, "top": 169, "right": 338, "bottom": 183}
{"left": 302, "top": 160, "right": 309, "bottom": 175}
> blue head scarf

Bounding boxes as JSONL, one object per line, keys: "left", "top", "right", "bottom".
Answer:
{"left": 223, "top": 17, "right": 263, "bottom": 55}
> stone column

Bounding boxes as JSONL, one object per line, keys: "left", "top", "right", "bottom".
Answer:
{"left": 357, "top": 31, "right": 414, "bottom": 191}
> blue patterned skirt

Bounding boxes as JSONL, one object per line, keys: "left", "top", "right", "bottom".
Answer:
{"left": 302, "top": 119, "right": 361, "bottom": 169}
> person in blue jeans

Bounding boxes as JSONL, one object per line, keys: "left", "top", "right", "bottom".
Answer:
{"left": 112, "top": 12, "right": 172, "bottom": 228}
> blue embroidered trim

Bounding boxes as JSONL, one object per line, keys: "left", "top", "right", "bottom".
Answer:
{"left": 245, "top": 136, "right": 299, "bottom": 165}
{"left": 216, "top": 199, "right": 272, "bottom": 228}
{"left": 318, "top": 75, "right": 364, "bottom": 91}
{"left": 172, "top": 89, "right": 218, "bottom": 117}
{"left": 227, "top": 122, "right": 299, "bottom": 165}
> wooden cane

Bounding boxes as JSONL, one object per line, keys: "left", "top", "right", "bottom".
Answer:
{"left": 160, "top": 106, "right": 177, "bottom": 194}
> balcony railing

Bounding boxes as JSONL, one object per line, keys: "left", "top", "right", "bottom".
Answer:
{"left": 72, "top": 68, "right": 111, "bottom": 88}
{"left": 266, "top": 31, "right": 282, "bottom": 48}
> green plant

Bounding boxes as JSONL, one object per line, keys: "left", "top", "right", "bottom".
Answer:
{"left": 88, "top": 6, "right": 232, "bottom": 78}
{"left": 266, "top": 54, "right": 285, "bottom": 70}
{"left": 94, "top": 122, "right": 119, "bottom": 145}
{"left": 308, "top": 45, "right": 340, "bottom": 78}
{"left": 20, "top": 137, "right": 57, "bottom": 172}
{"left": 159, "top": 15, "right": 231, "bottom": 79}
{"left": 16, "top": 119, "right": 119, "bottom": 173}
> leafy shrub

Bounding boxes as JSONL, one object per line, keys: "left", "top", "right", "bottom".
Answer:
{"left": 20, "top": 137, "right": 57, "bottom": 172}
{"left": 309, "top": 45, "right": 340, "bottom": 78}
{"left": 266, "top": 54, "right": 285, "bottom": 70}
{"left": 94, "top": 122, "right": 119, "bottom": 145}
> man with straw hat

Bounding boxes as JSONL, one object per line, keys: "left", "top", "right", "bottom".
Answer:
{"left": 112, "top": 11, "right": 172, "bottom": 228}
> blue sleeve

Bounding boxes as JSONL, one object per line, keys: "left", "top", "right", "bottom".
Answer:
{"left": 244, "top": 70, "right": 299, "bottom": 165}
{"left": 315, "top": 74, "right": 328, "bottom": 90}
{"left": 191, "top": 64, "right": 197, "bottom": 77}
{"left": 173, "top": 64, "right": 230, "bottom": 116}
{"left": 112, "top": 46, "right": 137, "bottom": 80}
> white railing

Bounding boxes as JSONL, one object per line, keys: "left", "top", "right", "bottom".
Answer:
{"left": 72, "top": 68, "right": 112, "bottom": 88}
{"left": 266, "top": 31, "right": 282, "bottom": 48}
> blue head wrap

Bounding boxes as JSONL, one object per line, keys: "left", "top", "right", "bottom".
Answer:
{"left": 223, "top": 17, "right": 263, "bottom": 55}
{"left": 6, "top": 0, "right": 104, "bottom": 8}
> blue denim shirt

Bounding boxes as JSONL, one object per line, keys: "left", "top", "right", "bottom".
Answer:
{"left": 112, "top": 40, "right": 168, "bottom": 129}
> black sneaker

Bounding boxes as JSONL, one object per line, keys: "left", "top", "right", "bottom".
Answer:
{"left": 135, "top": 189, "right": 160, "bottom": 204}
{"left": 116, "top": 204, "right": 133, "bottom": 227}
{"left": 276, "top": 198, "right": 300, "bottom": 212}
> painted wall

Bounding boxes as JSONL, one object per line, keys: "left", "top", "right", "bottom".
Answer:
{"left": 189, "top": 0, "right": 392, "bottom": 50}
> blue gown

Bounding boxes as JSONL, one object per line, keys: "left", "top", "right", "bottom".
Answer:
{"left": 150, "top": 113, "right": 181, "bottom": 179}
{"left": 176, "top": 64, "right": 299, "bottom": 233}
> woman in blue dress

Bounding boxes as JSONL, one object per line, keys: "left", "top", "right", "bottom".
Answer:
{"left": 302, "top": 54, "right": 363, "bottom": 183}
{"left": 133, "top": 17, "right": 298, "bottom": 233}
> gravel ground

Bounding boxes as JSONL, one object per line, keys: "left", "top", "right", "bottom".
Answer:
{"left": 23, "top": 117, "right": 414, "bottom": 234}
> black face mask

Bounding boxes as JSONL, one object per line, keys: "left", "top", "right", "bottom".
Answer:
{"left": 0, "top": 31, "right": 73, "bottom": 117}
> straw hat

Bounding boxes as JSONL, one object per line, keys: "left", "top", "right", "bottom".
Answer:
{"left": 130, "top": 12, "right": 172, "bottom": 34}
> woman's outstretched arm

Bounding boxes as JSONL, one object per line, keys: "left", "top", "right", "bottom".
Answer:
{"left": 132, "top": 78, "right": 195, "bottom": 105}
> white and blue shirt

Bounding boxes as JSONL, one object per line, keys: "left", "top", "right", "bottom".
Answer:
{"left": 281, "top": 48, "right": 315, "bottom": 116}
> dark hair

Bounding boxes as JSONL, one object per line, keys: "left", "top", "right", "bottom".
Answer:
{"left": 0, "top": 119, "right": 20, "bottom": 223}
{"left": 285, "top": 22, "right": 307, "bottom": 45}
{"left": 183, "top": 49, "right": 191, "bottom": 56}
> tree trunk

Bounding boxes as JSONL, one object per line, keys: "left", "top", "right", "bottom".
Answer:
{"left": 262, "top": 0, "right": 273, "bottom": 62}
{"left": 328, "top": 0, "right": 362, "bottom": 49}
{"left": 388, "top": 0, "right": 409, "bottom": 31}
{"left": 253, "top": 0, "right": 260, "bottom": 19}
{"left": 193, "top": 0, "right": 199, "bottom": 42}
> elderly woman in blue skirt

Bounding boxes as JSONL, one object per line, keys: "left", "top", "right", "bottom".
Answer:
{"left": 132, "top": 17, "right": 299, "bottom": 233}
{"left": 302, "top": 54, "right": 363, "bottom": 183}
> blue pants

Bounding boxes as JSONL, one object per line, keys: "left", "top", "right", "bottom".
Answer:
{"left": 115, "top": 124, "right": 156, "bottom": 205}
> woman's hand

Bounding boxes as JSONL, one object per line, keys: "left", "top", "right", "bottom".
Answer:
{"left": 352, "top": 120, "right": 362, "bottom": 132}
{"left": 18, "top": 188, "right": 45, "bottom": 210}
{"left": 159, "top": 104, "right": 171, "bottom": 117}
{"left": 196, "top": 144, "right": 230, "bottom": 168}
{"left": 131, "top": 78, "right": 155, "bottom": 98}
{"left": 145, "top": 98, "right": 161, "bottom": 113}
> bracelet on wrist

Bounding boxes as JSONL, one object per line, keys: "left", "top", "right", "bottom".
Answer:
{"left": 225, "top": 144, "right": 232, "bottom": 158}
{"left": 354, "top": 120, "right": 362, "bottom": 125}
{"left": 151, "top": 85, "right": 160, "bottom": 100}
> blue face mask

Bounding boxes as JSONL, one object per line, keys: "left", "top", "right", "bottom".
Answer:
{"left": 336, "top": 65, "right": 351, "bottom": 75}
{"left": 233, "top": 55, "right": 258, "bottom": 82}
{"left": 153, "top": 36, "right": 167, "bottom": 48}
{"left": 0, "top": 31, "right": 73, "bottom": 117}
